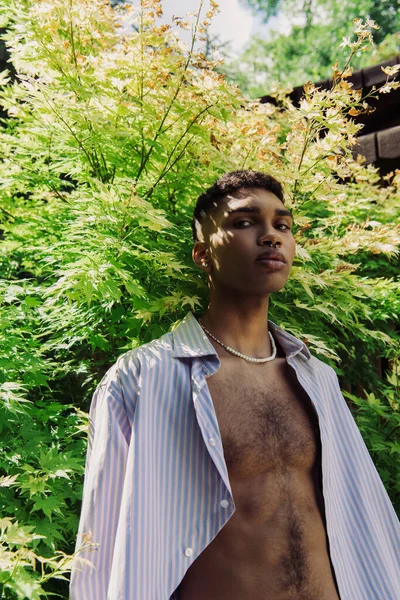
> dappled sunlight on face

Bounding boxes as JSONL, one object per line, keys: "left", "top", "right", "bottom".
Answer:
{"left": 198, "top": 187, "right": 296, "bottom": 297}
{"left": 208, "top": 215, "right": 230, "bottom": 273}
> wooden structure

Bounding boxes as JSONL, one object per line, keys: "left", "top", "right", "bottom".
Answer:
{"left": 261, "top": 57, "right": 400, "bottom": 174}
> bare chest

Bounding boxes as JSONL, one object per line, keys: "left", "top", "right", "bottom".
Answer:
{"left": 205, "top": 358, "right": 321, "bottom": 477}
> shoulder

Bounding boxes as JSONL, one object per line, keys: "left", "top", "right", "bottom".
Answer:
{"left": 308, "top": 354, "right": 338, "bottom": 377}
{"left": 117, "top": 329, "right": 174, "bottom": 372}
{"left": 98, "top": 329, "right": 175, "bottom": 389}
{"left": 270, "top": 320, "right": 341, "bottom": 385}
{"left": 296, "top": 348, "right": 342, "bottom": 394}
{"left": 307, "top": 352, "right": 340, "bottom": 382}
{"left": 91, "top": 330, "right": 175, "bottom": 416}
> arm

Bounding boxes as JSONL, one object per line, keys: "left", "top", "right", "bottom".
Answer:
{"left": 326, "top": 365, "right": 400, "bottom": 565}
{"left": 69, "top": 359, "right": 132, "bottom": 600}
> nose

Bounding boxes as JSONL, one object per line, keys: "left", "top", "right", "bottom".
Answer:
{"left": 258, "top": 227, "right": 282, "bottom": 248}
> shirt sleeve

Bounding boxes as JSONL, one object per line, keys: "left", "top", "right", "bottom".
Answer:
{"left": 69, "top": 358, "right": 133, "bottom": 600}
{"left": 326, "top": 365, "right": 400, "bottom": 552}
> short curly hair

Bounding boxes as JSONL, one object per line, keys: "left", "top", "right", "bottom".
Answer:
{"left": 191, "top": 170, "right": 284, "bottom": 242}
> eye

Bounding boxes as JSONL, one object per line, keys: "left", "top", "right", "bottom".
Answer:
{"left": 275, "top": 222, "right": 291, "bottom": 231}
{"left": 234, "top": 219, "right": 253, "bottom": 228}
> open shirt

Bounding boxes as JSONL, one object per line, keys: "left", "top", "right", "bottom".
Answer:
{"left": 70, "top": 311, "right": 400, "bottom": 600}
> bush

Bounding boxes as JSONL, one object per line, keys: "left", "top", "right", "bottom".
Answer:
{"left": 0, "top": 1, "right": 399, "bottom": 596}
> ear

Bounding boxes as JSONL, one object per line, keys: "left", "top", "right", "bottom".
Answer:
{"left": 192, "top": 242, "right": 211, "bottom": 273}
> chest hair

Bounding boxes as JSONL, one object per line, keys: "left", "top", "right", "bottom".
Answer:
{"left": 206, "top": 358, "right": 321, "bottom": 477}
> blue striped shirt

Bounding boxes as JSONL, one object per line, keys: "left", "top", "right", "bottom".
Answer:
{"left": 70, "top": 311, "right": 400, "bottom": 600}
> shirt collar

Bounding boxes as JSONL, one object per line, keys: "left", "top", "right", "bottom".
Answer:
{"left": 171, "top": 311, "right": 311, "bottom": 361}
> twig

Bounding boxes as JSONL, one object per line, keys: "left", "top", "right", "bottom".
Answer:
{"left": 136, "top": 1, "right": 205, "bottom": 179}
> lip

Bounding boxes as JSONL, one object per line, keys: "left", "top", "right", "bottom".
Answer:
{"left": 255, "top": 249, "right": 287, "bottom": 271}
{"left": 256, "top": 250, "right": 286, "bottom": 263}
{"left": 256, "top": 258, "right": 286, "bottom": 270}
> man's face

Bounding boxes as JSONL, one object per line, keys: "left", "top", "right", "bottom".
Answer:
{"left": 193, "top": 187, "right": 296, "bottom": 296}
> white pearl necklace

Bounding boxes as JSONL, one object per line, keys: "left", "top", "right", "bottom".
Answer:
{"left": 199, "top": 321, "right": 277, "bottom": 363}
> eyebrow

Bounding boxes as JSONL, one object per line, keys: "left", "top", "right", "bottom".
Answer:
{"left": 226, "top": 206, "right": 293, "bottom": 219}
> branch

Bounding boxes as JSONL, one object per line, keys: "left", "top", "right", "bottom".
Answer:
{"left": 143, "top": 103, "right": 214, "bottom": 197}
{"left": 136, "top": 1, "right": 205, "bottom": 179}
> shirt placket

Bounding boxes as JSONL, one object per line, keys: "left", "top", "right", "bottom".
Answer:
{"left": 190, "top": 358, "right": 234, "bottom": 500}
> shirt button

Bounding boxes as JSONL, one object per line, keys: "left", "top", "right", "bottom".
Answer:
{"left": 185, "top": 547, "right": 193, "bottom": 557}
{"left": 220, "top": 499, "right": 229, "bottom": 508}
{"left": 209, "top": 437, "right": 216, "bottom": 446}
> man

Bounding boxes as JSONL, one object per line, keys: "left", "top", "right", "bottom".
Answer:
{"left": 70, "top": 170, "right": 400, "bottom": 600}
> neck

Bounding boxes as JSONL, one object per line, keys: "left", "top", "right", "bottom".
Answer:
{"left": 198, "top": 289, "right": 273, "bottom": 358}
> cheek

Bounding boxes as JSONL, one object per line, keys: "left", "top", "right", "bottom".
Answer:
{"left": 210, "top": 247, "right": 246, "bottom": 275}
{"left": 210, "top": 234, "right": 249, "bottom": 257}
{"left": 287, "top": 239, "right": 296, "bottom": 262}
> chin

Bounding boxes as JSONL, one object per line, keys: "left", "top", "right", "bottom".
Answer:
{"left": 257, "top": 275, "right": 290, "bottom": 292}
{"left": 262, "top": 286, "right": 286, "bottom": 295}
{"left": 214, "top": 273, "right": 289, "bottom": 295}
{"left": 240, "top": 283, "right": 287, "bottom": 297}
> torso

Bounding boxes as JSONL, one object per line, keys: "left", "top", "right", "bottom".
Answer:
{"left": 177, "top": 349, "right": 341, "bottom": 600}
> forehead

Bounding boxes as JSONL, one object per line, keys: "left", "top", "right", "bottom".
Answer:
{"left": 213, "top": 187, "right": 286, "bottom": 218}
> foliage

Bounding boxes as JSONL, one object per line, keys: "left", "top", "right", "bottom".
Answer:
{"left": 244, "top": 0, "right": 399, "bottom": 36}
{"left": 0, "top": 0, "right": 399, "bottom": 597}
{"left": 228, "top": 0, "right": 400, "bottom": 95}
{"left": 343, "top": 348, "right": 400, "bottom": 500}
